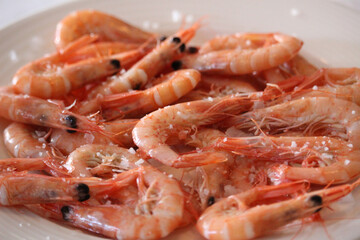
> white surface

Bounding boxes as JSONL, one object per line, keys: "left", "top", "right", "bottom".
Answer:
{"left": 0, "top": 0, "right": 360, "bottom": 239}
{"left": 0, "top": 0, "right": 75, "bottom": 30}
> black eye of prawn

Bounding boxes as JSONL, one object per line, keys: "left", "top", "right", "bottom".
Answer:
{"left": 308, "top": 195, "right": 323, "bottom": 213}
{"left": 172, "top": 36, "right": 181, "bottom": 44}
{"left": 65, "top": 115, "right": 77, "bottom": 133}
{"left": 61, "top": 206, "right": 73, "bottom": 221}
{"left": 207, "top": 196, "right": 215, "bottom": 206}
{"left": 159, "top": 35, "right": 167, "bottom": 42}
{"left": 171, "top": 60, "right": 182, "bottom": 70}
{"left": 187, "top": 46, "right": 199, "bottom": 54}
{"left": 110, "top": 59, "right": 121, "bottom": 69}
{"left": 179, "top": 43, "right": 186, "bottom": 52}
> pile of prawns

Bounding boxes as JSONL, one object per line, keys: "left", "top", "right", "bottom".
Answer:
{"left": 1, "top": 9, "right": 360, "bottom": 240}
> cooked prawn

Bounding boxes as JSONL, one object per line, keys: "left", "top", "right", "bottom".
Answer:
{"left": 292, "top": 68, "right": 360, "bottom": 106}
{"left": 0, "top": 172, "right": 92, "bottom": 205}
{"left": 50, "top": 119, "right": 138, "bottom": 155}
{"left": 4, "top": 122, "right": 54, "bottom": 158}
{"left": 217, "top": 136, "right": 358, "bottom": 184}
{"left": 0, "top": 92, "right": 104, "bottom": 134}
{"left": 223, "top": 97, "right": 360, "bottom": 184}
{"left": 101, "top": 69, "right": 201, "bottom": 119}
{"left": 88, "top": 20, "right": 201, "bottom": 97}
{"left": 60, "top": 166, "right": 185, "bottom": 240}
{"left": 197, "top": 179, "right": 360, "bottom": 240}
{"left": 133, "top": 95, "right": 253, "bottom": 167}
{"left": 199, "top": 33, "right": 276, "bottom": 54}
{"left": 182, "top": 33, "right": 303, "bottom": 75}
{"left": 64, "top": 144, "right": 145, "bottom": 178}
{"left": 12, "top": 36, "right": 156, "bottom": 99}
{"left": 11, "top": 35, "right": 123, "bottom": 99}
{"left": 55, "top": 10, "right": 153, "bottom": 50}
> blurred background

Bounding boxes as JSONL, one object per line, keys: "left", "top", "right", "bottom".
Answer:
{"left": 0, "top": 0, "right": 359, "bottom": 30}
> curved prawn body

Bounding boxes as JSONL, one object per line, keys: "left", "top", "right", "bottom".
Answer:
{"left": 262, "top": 54, "right": 318, "bottom": 84}
{"left": 133, "top": 95, "right": 253, "bottom": 167}
{"left": 4, "top": 122, "right": 53, "bottom": 158}
{"left": 223, "top": 97, "right": 360, "bottom": 184}
{"left": 227, "top": 97, "right": 360, "bottom": 145}
{"left": 50, "top": 119, "right": 138, "bottom": 155}
{"left": 0, "top": 172, "right": 92, "bottom": 206}
{"left": 0, "top": 92, "right": 103, "bottom": 134}
{"left": 291, "top": 68, "right": 360, "bottom": 106}
{"left": 55, "top": 10, "right": 153, "bottom": 50}
{"left": 101, "top": 69, "right": 201, "bottom": 119}
{"left": 199, "top": 33, "right": 277, "bottom": 54}
{"left": 64, "top": 144, "right": 145, "bottom": 178}
{"left": 12, "top": 34, "right": 126, "bottom": 99}
{"left": 183, "top": 33, "right": 303, "bottom": 75}
{"left": 60, "top": 166, "right": 185, "bottom": 240}
{"left": 217, "top": 136, "right": 358, "bottom": 184}
{"left": 197, "top": 179, "right": 360, "bottom": 240}
{"left": 88, "top": 21, "right": 201, "bottom": 97}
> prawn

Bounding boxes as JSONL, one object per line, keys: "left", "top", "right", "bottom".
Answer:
{"left": 217, "top": 136, "right": 357, "bottom": 184}
{"left": 0, "top": 172, "right": 92, "bottom": 205}
{"left": 87, "top": 20, "right": 201, "bottom": 97}
{"left": 262, "top": 54, "right": 318, "bottom": 83}
{"left": 100, "top": 69, "right": 201, "bottom": 119}
{"left": 152, "top": 128, "right": 234, "bottom": 209}
{"left": 182, "top": 33, "right": 303, "bottom": 75}
{"left": 4, "top": 122, "right": 54, "bottom": 158}
{"left": 178, "top": 74, "right": 258, "bottom": 102}
{"left": 132, "top": 95, "right": 253, "bottom": 167}
{"left": 291, "top": 68, "right": 360, "bottom": 106}
{"left": 197, "top": 179, "right": 360, "bottom": 240}
{"left": 64, "top": 144, "right": 145, "bottom": 178}
{"left": 60, "top": 166, "right": 185, "bottom": 240}
{"left": 223, "top": 97, "right": 360, "bottom": 184}
{"left": 198, "top": 33, "right": 276, "bottom": 54}
{"left": 50, "top": 119, "right": 138, "bottom": 155}
{"left": 55, "top": 10, "right": 153, "bottom": 50}
{"left": 12, "top": 36, "right": 155, "bottom": 99}
{"left": 0, "top": 92, "right": 104, "bottom": 134}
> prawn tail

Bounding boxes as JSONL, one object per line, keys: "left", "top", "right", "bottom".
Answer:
{"left": 173, "top": 151, "right": 228, "bottom": 168}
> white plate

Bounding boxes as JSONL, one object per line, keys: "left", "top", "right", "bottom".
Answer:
{"left": 1, "top": 0, "right": 360, "bottom": 239}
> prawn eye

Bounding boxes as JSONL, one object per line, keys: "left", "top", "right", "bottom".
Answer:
{"left": 110, "top": 59, "right": 121, "bottom": 69}
{"left": 76, "top": 183, "right": 90, "bottom": 202}
{"left": 134, "top": 83, "right": 142, "bottom": 90}
{"left": 61, "top": 206, "right": 73, "bottom": 221}
{"left": 171, "top": 60, "right": 182, "bottom": 70}
{"left": 65, "top": 115, "right": 77, "bottom": 133}
{"left": 207, "top": 196, "right": 215, "bottom": 206}
{"left": 159, "top": 36, "right": 167, "bottom": 42}
{"left": 179, "top": 43, "right": 186, "bottom": 53}
{"left": 188, "top": 46, "right": 199, "bottom": 54}
{"left": 308, "top": 195, "right": 323, "bottom": 213}
{"left": 172, "top": 36, "right": 181, "bottom": 44}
